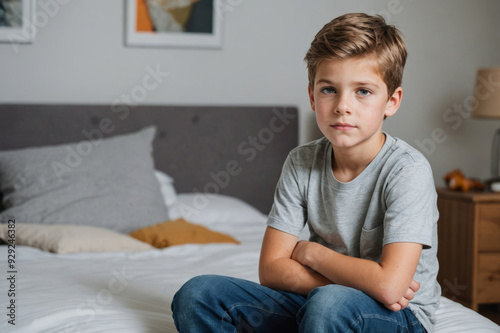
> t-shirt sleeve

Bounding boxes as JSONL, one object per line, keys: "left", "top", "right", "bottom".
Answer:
{"left": 383, "top": 161, "right": 439, "bottom": 249}
{"left": 266, "top": 151, "right": 308, "bottom": 237}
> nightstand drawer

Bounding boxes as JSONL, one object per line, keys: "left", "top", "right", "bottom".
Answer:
{"left": 478, "top": 205, "right": 500, "bottom": 252}
{"left": 478, "top": 253, "right": 500, "bottom": 303}
{"left": 437, "top": 188, "right": 500, "bottom": 310}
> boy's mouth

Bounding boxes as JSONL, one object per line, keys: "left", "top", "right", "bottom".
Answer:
{"left": 331, "top": 123, "right": 356, "bottom": 131}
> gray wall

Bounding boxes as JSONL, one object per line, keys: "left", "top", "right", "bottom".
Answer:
{"left": 1, "top": 0, "right": 499, "bottom": 186}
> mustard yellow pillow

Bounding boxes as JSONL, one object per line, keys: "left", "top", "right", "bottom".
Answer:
{"left": 129, "top": 218, "right": 240, "bottom": 248}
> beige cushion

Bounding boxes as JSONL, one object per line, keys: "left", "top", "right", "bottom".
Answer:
{"left": 0, "top": 223, "right": 154, "bottom": 254}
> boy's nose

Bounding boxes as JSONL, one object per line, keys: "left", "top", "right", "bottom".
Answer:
{"left": 335, "top": 93, "right": 351, "bottom": 115}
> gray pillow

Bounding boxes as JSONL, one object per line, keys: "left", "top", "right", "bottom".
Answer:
{"left": 0, "top": 126, "right": 169, "bottom": 233}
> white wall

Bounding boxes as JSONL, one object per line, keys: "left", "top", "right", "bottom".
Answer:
{"left": 1, "top": 0, "right": 499, "bottom": 186}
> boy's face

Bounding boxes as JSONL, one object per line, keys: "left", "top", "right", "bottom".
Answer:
{"left": 308, "top": 56, "right": 402, "bottom": 152}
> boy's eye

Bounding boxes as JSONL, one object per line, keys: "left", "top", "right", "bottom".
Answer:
{"left": 320, "top": 87, "right": 335, "bottom": 94}
{"left": 357, "top": 89, "right": 371, "bottom": 96}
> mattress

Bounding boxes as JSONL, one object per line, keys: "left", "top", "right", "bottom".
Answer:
{"left": 1, "top": 195, "right": 499, "bottom": 332}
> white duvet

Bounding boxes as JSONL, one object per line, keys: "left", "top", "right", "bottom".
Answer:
{"left": 0, "top": 204, "right": 499, "bottom": 332}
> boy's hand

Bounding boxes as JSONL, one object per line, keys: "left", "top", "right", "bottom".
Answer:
{"left": 385, "top": 280, "right": 420, "bottom": 311}
{"left": 291, "top": 240, "right": 307, "bottom": 263}
{"left": 291, "top": 240, "right": 324, "bottom": 267}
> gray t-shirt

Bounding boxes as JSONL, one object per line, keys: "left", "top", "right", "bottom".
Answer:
{"left": 267, "top": 133, "right": 441, "bottom": 333}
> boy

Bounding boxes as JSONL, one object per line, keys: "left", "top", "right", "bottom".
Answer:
{"left": 172, "top": 12, "right": 440, "bottom": 332}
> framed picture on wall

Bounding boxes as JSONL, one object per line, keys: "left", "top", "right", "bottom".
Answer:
{"left": 126, "top": 0, "right": 223, "bottom": 49}
{"left": 0, "top": 0, "right": 36, "bottom": 44}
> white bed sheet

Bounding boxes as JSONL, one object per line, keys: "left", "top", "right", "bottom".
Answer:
{"left": 1, "top": 215, "right": 498, "bottom": 332}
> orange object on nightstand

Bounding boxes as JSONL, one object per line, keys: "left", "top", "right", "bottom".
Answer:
{"left": 444, "top": 169, "right": 485, "bottom": 192}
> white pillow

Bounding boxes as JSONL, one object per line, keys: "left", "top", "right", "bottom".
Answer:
{"left": 174, "top": 193, "right": 267, "bottom": 227}
{"left": 154, "top": 170, "right": 181, "bottom": 220}
{"left": 0, "top": 223, "right": 154, "bottom": 254}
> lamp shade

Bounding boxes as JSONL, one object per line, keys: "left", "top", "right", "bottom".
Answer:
{"left": 473, "top": 67, "right": 500, "bottom": 118}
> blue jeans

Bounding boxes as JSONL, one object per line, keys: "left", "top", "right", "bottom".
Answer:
{"left": 172, "top": 275, "right": 425, "bottom": 333}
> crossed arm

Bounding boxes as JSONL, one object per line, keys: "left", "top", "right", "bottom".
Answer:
{"left": 258, "top": 226, "right": 422, "bottom": 311}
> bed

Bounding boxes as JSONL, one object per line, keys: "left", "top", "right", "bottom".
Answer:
{"left": 0, "top": 104, "right": 498, "bottom": 332}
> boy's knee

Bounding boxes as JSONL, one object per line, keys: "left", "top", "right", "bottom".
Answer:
{"left": 172, "top": 275, "right": 228, "bottom": 332}
{"left": 172, "top": 274, "right": 221, "bottom": 312}
{"left": 309, "top": 284, "right": 358, "bottom": 304}
{"left": 300, "top": 285, "right": 363, "bottom": 318}
{"left": 180, "top": 274, "right": 222, "bottom": 292}
{"left": 298, "top": 285, "right": 369, "bottom": 331}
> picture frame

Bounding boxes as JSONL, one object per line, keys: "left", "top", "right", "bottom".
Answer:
{"left": 125, "top": 0, "right": 223, "bottom": 49}
{"left": 0, "top": 0, "right": 36, "bottom": 44}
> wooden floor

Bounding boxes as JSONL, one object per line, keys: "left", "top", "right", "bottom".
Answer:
{"left": 479, "top": 305, "right": 500, "bottom": 325}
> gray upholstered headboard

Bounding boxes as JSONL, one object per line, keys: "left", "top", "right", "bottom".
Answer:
{"left": 0, "top": 104, "right": 298, "bottom": 214}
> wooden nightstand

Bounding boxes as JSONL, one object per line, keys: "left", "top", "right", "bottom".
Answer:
{"left": 437, "top": 188, "right": 500, "bottom": 311}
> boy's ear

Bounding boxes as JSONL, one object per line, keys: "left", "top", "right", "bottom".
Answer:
{"left": 385, "top": 86, "right": 403, "bottom": 118}
{"left": 308, "top": 85, "right": 316, "bottom": 112}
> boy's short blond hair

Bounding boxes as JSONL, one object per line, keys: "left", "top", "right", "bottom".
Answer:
{"left": 304, "top": 13, "right": 407, "bottom": 96}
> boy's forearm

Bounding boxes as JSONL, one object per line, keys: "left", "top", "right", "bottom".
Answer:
{"left": 259, "top": 226, "right": 332, "bottom": 295}
{"left": 292, "top": 241, "right": 420, "bottom": 305}
{"left": 259, "top": 256, "right": 331, "bottom": 296}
